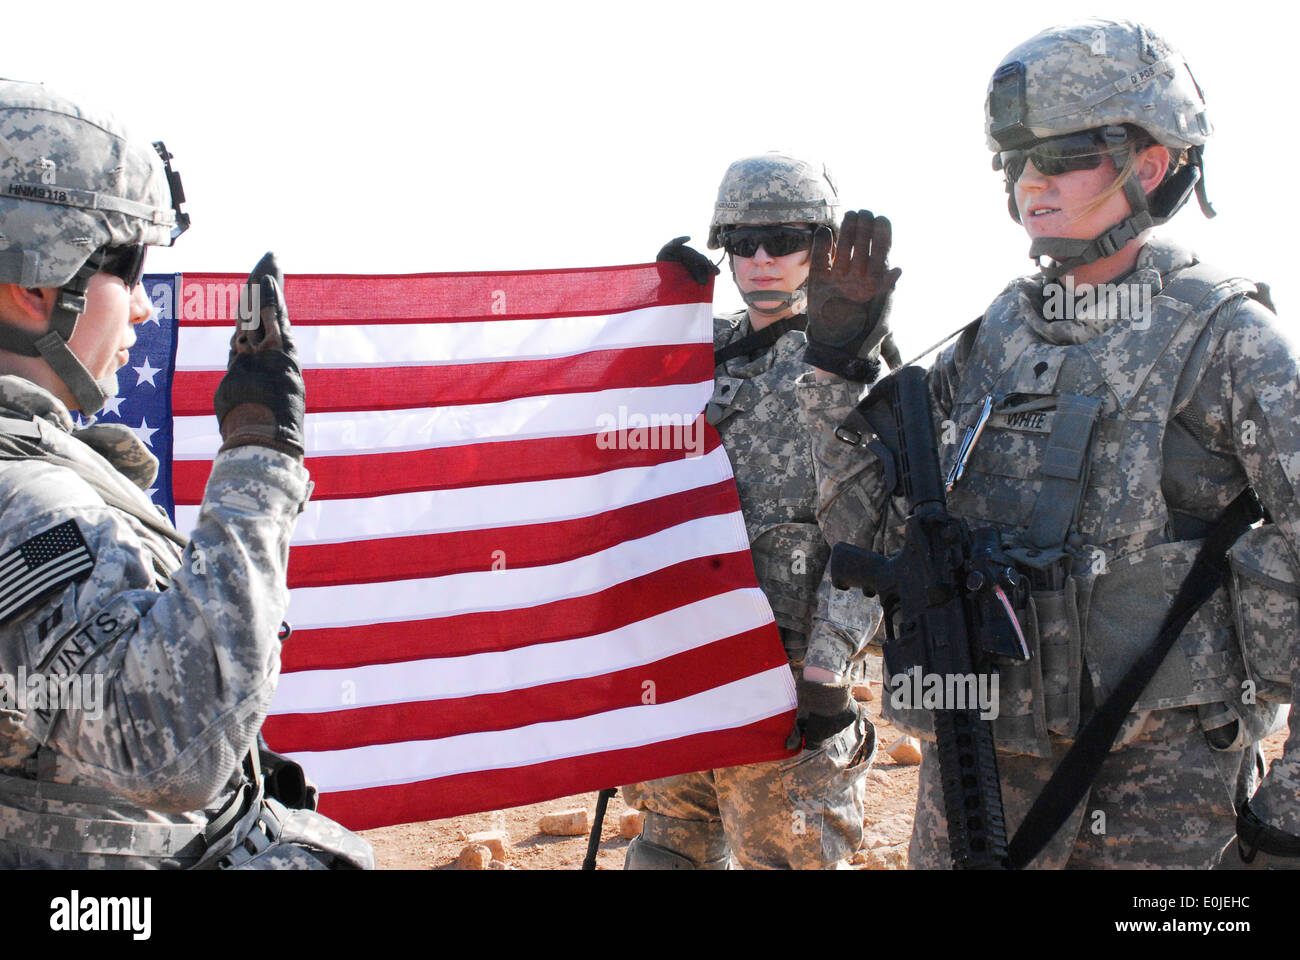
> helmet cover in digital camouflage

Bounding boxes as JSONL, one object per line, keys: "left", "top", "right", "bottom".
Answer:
{"left": 0, "top": 79, "right": 185, "bottom": 412}
{"left": 984, "top": 19, "right": 1211, "bottom": 153}
{"left": 0, "top": 79, "right": 180, "bottom": 288}
{"left": 708, "top": 152, "right": 839, "bottom": 249}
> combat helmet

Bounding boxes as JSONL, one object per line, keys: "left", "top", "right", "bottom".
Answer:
{"left": 985, "top": 20, "right": 1214, "bottom": 276}
{"left": 0, "top": 79, "right": 189, "bottom": 413}
{"left": 709, "top": 151, "right": 838, "bottom": 315}
{"left": 707, "top": 151, "right": 839, "bottom": 249}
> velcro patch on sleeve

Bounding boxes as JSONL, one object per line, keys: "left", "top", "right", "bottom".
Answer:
{"left": 0, "top": 520, "right": 95, "bottom": 622}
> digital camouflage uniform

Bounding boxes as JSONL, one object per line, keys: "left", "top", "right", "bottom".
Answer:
{"left": 0, "top": 377, "right": 372, "bottom": 867}
{"left": 0, "top": 80, "right": 371, "bottom": 868}
{"left": 622, "top": 309, "right": 878, "bottom": 869}
{"left": 795, "top": 17, "right": 1300, "bottom": 870}
{"left": 801, "top": 238, "right": 1300, "bottom": 868}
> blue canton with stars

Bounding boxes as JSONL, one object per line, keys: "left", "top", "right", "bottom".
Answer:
{"left": 89, "top": 274, "right": 180, "bottom": 523}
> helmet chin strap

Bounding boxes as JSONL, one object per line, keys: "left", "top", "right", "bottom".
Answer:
{"left": 1024, "top": 144, "right": 1215, "bottom": 280}
{"left": 729, "top": 250, "right": 810, "bottom": 317}
{"left": 1026, "top": 147, "right": 1157, "bottom": 279}
{"left": 0, "top": 257, "right": 111, "bottom": 414}
{"left": 741, "top": 286, "right": 808, "bottom": 317}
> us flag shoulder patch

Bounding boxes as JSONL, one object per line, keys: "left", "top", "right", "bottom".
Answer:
{"left": 0, "top": 520, "right": 94, "bottom": 621}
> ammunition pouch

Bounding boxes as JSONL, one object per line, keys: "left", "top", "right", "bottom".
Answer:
{"left": 886, "top": 532, "right": 1279, "bottom": 758}
{"left": 882, "top": 568, "right": 1080, "bottom": 759}
{"left": 1227, "top": 523, "right": 1299, "bottom": 703}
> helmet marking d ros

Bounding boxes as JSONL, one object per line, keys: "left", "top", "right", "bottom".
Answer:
{"left": 708, "top": 151, "right": 838, "bottom": 316}
{"left": 0, "top": 79, "right": 188, "bottom": 413}
{"left": 985, "top": 19, "right": 1215, "bottom": 276}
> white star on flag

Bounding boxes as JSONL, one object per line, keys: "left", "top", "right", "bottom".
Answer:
{"left": 133, "top": 357, "right": 161, "bottom": 388}
{"left": 100, "top": 395, "right": 125, "bottom": 416}
{"left": 131, "top": 418, "right": 158, "bottom": 447}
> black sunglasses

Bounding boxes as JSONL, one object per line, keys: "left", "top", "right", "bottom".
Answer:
{"left": 96, "top": 244, "right": 148, "bottom": 289}
{"left": 719, "top": 226, "right": 815, "bottom": 259}
{"left": 995, "top": 130, "right": 1119, "bottom": 183}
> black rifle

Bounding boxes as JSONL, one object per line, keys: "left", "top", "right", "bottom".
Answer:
{"left": 830, "top": 366, "right": 1029, "bottom": 869}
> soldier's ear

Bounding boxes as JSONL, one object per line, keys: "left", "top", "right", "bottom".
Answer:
{"left": 0, "top": 283, "right": 57, "bottom": 329}
{"left": 1136, "top": 144, "right": 1172, "bottom": 195}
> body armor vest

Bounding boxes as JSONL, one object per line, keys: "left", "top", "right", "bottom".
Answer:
{"left": 0, "top": 408, "right": 208, "bottom": 863}
{"left": 0, "top": 392, "right": 368, "bottom": 869}
{"left": 0, "top": 414, "right": 185, "bottom": 584}
{"left": 888, "top": 242, "right": 1277, "bottom": 757}
{"left": 707, "top": 311, "right": 828, "bottom": 637}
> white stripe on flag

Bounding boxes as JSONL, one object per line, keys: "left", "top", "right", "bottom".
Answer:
{"left": 269, "top": 588, "right": 774, "bottom": 713}
{"left": 284, "top": 510, "right": 751, "bottom": 630}
{"left": 286, "top": 667, "right": 797, "bottom": 792}
{"left": 312, "top": 444, "right": 731, "bottom": 544}
{"left": 176, "top": 302, "right": 712, "bottom": 371}
{"left": 172, "top": 382, "right": 714, "bottom": 460}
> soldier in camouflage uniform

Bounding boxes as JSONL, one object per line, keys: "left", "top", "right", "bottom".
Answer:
{"left": 0, "top": 80, "right": 371, "bottom": 868}
{"left": 800, "top": 20, "right": 1300, "bottom": 868}
{"left": 622, "top": 152, "right": 879, "bottom": 869}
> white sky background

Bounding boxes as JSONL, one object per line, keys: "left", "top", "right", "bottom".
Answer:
{"left": 12, "top": 0, "right": 1297, "bottom": 361}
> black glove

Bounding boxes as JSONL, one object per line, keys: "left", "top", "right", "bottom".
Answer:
{"left": 804, "top": 210, "right": 902, "bottom": 382}
{"left": 657, "top": 236, "right": 719, "bottom": 286}
{"left": 785, "top": 678, "right": 859, "bottom": 751}
{"left": 1216, "top": 799, "right": 1300, "bottom": 869}
{"left": 213, "top": 251, "right": 307, "bottom": 458}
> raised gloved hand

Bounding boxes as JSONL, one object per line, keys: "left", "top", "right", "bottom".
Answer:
{"left": 785, "top": 677, "right": 859, "bottom": 752}
{"left": 657, "top": 236, "right": 719, "bottom": 286}
{"left": 213, "top": 252, "right": 306, "bottom": 458}
{"left": 804, "top": 210, "right": 902, "bottom": 383}
{"left": 1215, "top": 800, "right": 1300, "bottom": 869}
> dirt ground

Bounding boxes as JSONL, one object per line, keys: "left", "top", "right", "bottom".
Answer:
{"left": 360, "top": 669, "right": 1289, "bottom": 870}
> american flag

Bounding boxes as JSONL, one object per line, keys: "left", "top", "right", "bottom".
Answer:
{"left": 0, "top": 520, "right": 94, "bottom": 622}
{"left": 116, "top": 264, "right": 796, "bottom": 830}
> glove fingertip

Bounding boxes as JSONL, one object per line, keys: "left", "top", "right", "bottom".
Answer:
{"left": 812, "top": 225, "right": 833, "bottom": 267}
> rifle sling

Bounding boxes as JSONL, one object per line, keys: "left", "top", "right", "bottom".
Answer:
{"left": 713, "top": 314, "right": 807, "bottom": 367}
{"left": 1005, "top": 487, "right": 1263, "bottom": 868}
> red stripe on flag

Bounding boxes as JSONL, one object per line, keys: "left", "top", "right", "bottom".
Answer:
{"left": 175, "top": 263, "right": 710, "bottom": 326}
{"left": 315, "top": 712, "right": 795, "bottom": 830}
{"left": 171, "top": 344, "right": 712, "bottom": 415}
{"left": 286, "top": 480, "right": 739, "bottom": 588}
{"left": 281, "top": 551, "right": 758, "bottom": 671}
{"left": 263, "top": 626, "right": 784, "bottom": 753}
{"left": 173, "top": 427, "right": 723, "bottom": 504}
